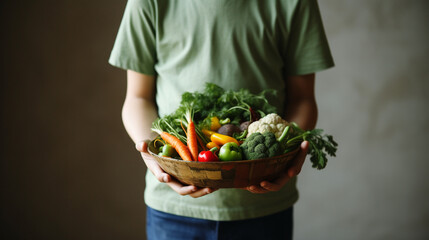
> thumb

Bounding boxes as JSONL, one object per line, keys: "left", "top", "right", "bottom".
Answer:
{"left": 135, "top": 140, "right": 151, "bottom": 153}
{"left": 287, "top": 141, "right": 309, "bottom": 178}
{"left": 135, "top": 140, "right": 171, "bottom": 183}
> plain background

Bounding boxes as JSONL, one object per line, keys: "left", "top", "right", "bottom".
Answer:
{"left": 1, "top": 0, "right": 428, "bottom": 239}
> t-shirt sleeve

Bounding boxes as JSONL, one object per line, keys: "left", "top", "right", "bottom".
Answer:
{"left": 108, "top": 0, "right": 157, "bottom": 75}
{"left": 284, "top": 0, "right": 335, "bottom": 76}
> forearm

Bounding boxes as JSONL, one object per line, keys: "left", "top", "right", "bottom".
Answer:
{"left": 122, "top": 70, "right": 158, "bottom": 144}
{"left": 283, "top": 73, "right": 318, "bottom": 130}
{"left": 122, "top": 97, "right": 158, "bottom": 143}
{"left": 284, "top": 98, "right": 318, "bottom": 130}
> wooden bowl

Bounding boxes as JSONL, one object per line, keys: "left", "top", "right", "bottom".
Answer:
{"left": 148, "top": 141, "right": 300, "bottom": 188}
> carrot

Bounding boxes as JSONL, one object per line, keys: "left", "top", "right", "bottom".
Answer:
{"left": 180, "top": 121, "right": 188, "bottom": 137}
{"left": 159, "top": 132, "right": 193, "bottom": 162}
{"left": 151, "top": 119, "right": 193, "bottom": 161}
{"left": 187, "top": 121, "right": 199, "bottom": 161}
{"left": 185, "top": 109, "right": 198, "bottom": 161}
{"left": 196, "top": 134, "right": 207, "bottom": 152}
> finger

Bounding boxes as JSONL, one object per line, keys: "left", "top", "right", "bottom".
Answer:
{"left": 136, "top": 140, "right": 154, "bottom": 161}
{"left": 287, "top": 141, "right": 309, "bottom": 178}
{"left": 189, "top": 188, "right": 218, "bottom": 198}
{"left": 167, "top": 181, "right": 198, "bottom": 195}
{"left": 256, "top": 169, "right": 295, "bottom": 192}
{"left": 136, "top": 141, "right": 172, "bottom": 183}
{"left": 257, "top": 142, "right": 309, "bottom": 192}
{"left": 259, "top": 176, "right": 291, "bottom": 192}
{"left": 246, "top": 185, "right": 269, "bottom": 194}
{"left": 136, "top": 141, "right": 216, "bottom": 197}
{"left": 142, "top": 154, "right": 171, "bottom": 183}
{"left": 135, "top": 140, "right": 150, "bottom": 153}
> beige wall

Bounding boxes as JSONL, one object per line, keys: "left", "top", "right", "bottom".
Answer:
{"left": 295, "top": 0, "right": 429, "bottom": 239}
{"left": 1, "top": 0, "right": 428, "bottom": 239}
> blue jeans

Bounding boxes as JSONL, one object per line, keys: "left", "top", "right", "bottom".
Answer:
{"left": 146, "top": 206, "right": 293, "bottom": 240}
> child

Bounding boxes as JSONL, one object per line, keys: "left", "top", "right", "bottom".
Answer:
{"left": 109, "top": 0, "right": 334, "bottom": 239}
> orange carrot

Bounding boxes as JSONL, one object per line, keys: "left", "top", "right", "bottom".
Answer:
{"left": 180, "top": 121, "right": 188, "bottom": 137}
{"left": 159, "top": 132, "right": 193, "bottom": 162}
{"left": 185, "top": 110, "right": 198, "bottom": 161}
{"left": 196, "top": 134, "right": 207, "bottom": 152}
{"left": 187, "top": 121, "right": 199, "bottom": 161}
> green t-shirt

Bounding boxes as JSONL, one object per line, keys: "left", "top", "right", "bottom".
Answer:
{"left": 109, "top": 0, "right": 334, "bottom": 221}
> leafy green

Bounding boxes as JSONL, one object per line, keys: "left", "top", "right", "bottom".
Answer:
{"left": 281, "top": 122, "right": 338, "bottom": 170}
{"left": 153, "top": 83, "right": 278, "bottom": 142}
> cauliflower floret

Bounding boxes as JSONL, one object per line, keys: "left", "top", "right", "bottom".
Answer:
{"left": 247, "top": 113, "right": 289, "bottom": 139}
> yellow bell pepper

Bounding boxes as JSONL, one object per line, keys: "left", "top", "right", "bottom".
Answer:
{"left": 206, "top": 141, "right": 220, "bottom": 150}
{"left": 210, "top": 133, "right": 239, "bottom": 146}
{"left": 202, "top": 129, "right": 217, "bottom": 138}
{"left": 210, "top": 117, "right": 222, "bottom": 131}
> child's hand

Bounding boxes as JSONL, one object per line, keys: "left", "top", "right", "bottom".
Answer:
{"left": 244, "top": 141, "right": 309, "bottom": 194}
{"left": 136, "top": 141, "right": 218, "bottom": 198}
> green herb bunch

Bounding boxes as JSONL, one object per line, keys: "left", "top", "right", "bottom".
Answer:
{"left": 281, "top": 122, "right": 338, "bottom": 169}
{"left": 155, "top": 83, "right": 278, "bottom": 139}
